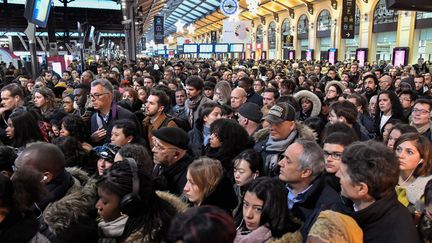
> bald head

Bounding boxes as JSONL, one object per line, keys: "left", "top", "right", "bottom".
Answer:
{"left": 231, "top": 87, "right": 247, "bottom": 110}
{"left": 15, "top": 142, "right": 65, "bottom": 177}
{"left": 379, "top": 75, "right": 393, "bottom": 91}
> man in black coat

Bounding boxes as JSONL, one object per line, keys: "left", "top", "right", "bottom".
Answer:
{"left": 90, "top": 79, "right": 140, "bottom": 146}
{"left": 152, "top": 127, "right": 194, "bottom": 196}
{"left": 278, "top": 139, "right": 345, "bottom": 240}
{"left": 337, "top": 141, "right": 420, "bottom": 243}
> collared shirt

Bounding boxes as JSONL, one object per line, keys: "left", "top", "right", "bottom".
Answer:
{"left": 101, "top": 112, "right": 110, "bottom": 123}
{"left": 287, "top": 184, "right": 313, "bottom": 209}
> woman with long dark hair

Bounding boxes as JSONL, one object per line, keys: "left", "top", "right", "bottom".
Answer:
{"left": 6, "top": 110, "right": 44, "bottom": 151}
{"left": 235, "top": 177, "right": 301, "bottom": 242}
{"left": 395, "top": 133, "right": 432, "bottom": 216}
{"left": 188, "top": 102, "right": 222, "bottom": 157}
{"left": 374, "top": 90, "right": 405, "bottom": 137}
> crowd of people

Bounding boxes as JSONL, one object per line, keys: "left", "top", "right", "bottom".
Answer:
{"left": 0, "top": 56, "right": 431, "bottom": 242}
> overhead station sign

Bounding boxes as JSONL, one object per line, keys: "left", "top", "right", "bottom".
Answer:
{"left": 341, "top": 0, "right": 355, "bottom": 39}
{"left": 222, "top": 19, "right": 252, "bottom": 44}
{"left": 154, "top": 16, "right": 164, "bottom": 44}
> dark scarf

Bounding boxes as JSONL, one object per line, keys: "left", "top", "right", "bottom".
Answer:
{"left": 35, "top": 170, "right": 74, "bottom": 213}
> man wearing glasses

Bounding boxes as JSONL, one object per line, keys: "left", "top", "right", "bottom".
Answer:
{"left": 322, "top": 132, "right": 356, "bottom": 193}
{"left": 410, "top": 99, "right": 432, "bottom": 141}
{"left": 151, "top": 127, "right": 194, "bottom": 196}
{"left": 90, "top": 79, "right": 140, "bottom": 145}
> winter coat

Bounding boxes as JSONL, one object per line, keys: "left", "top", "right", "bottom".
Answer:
{"left": 289, "top": 174, "right": 346, "bottom": 241}
{"left": 188, "top": 126, "right": 204, "bottom": 157}
{"left": 90, "top": 104, "right": 140, "bottom": 146}
{"left": 199, "top": 176, "right": 238, "bottom": 214}
{"left": 246, "top": 91, "right": 264, "bottom": 108}
{"left": 122, "top": 191, "right": 188, "bottom": 243}
{"left": 40, "top": 167, "right": 98, "bottom": 242}
{"left": 153, "top": 153, "right": 194, "bottom": 196}
{"left": 235, "top": 225, "right": 302, "bottom": 243}
{"left": 350, "top": 192, "right": 420, "bottom": 243}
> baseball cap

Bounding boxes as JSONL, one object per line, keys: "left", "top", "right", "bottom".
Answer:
{"left": 238, "top": 102, "right": 263, "bottom": 123}
{"left": 263, "top": 103, "right": 296, "bottom": 124}
{"left": 94, "top": 144, "right": 120, "bottom": 163}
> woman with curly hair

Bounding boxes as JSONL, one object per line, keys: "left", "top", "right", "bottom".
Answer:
{"left": 205, "top": 119, "right": 250, "bottom": 182}
{"left": 121, "top": 87, "right": 143, "bottom": 112}
{"left": 33, "top": 87, "right": 59, "bottom": 118}
{"left": 59, "top": 114, "right": 92, "bottom": 152}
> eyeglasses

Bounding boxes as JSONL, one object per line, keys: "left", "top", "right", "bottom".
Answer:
{"left": 412, "top": 108, "right": 430, "bottom": 115}
{"left": 90, "top": 92, "right": 110, "bottom": 99}
{"left": 324, "top": 151, "right": 343, "bottom": 160}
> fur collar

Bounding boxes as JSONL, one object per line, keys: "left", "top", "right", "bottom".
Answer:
{"left": 271, "top": 230, "right": 302, "bottom": 243}
{"left": 156, "top": 191, "right": 188, "bottom": 213}
{"left": 254, "top": 122, "right": 317, "bottom": 143}
{"left": 43, "top": 167, "right": 97, "bottom": 236}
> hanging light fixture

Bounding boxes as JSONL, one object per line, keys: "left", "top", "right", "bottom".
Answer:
{"left": 187, "top": 24, "right": 196, "bottom": 34}
{"left": 167, "top": 35, "right": 174, "bottom": 43}
{"left": 246, "top": 0, "right": 261, "bottom": 15}
{"left": 175, "top": 20, "right": 185, "bottom": 33}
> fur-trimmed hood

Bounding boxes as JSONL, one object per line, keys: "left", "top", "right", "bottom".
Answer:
{"left": 156, "top": 190, "right": 188, "bottom": 213}
{"left": 271, "top": 230, "right": 302, "bottom": 243}
{"left": 43, "top": 167, "right": 97, "bottom": 236}
{"left": 325, "top": 80, "right": 346, "bottom": 94}
{"left": 294, "top": 90, "right": 322, "bottom": 117}
{"left": 254, "top": 122, "right": 317, "bottom": 143}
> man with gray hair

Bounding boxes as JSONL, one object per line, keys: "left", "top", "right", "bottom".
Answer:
{"left": 278, "top": 139, "right": 344, "bottom": 239}
{"left": 90, "top": 79, "right": 140, "bottom": 145}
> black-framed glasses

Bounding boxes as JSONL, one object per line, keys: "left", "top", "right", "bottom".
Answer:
{"left": 90, "top": 92, "right": 110, "bottom": 99}
{"left": 324, "top": 151, "right": 342, "bottom": 160}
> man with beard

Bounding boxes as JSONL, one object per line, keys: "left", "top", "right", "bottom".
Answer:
{"left": 143, "top": 89, "right": 177, "bottom": 149}
{"left": 185, "top": 76, "right": 211, "bottom": 128}
{"left": 362, "top": 74, "right": 379, "bottom": 102}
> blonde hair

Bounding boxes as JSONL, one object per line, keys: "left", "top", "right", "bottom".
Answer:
{"left": 187, "top": 157, "right": 223, "bottom": 199}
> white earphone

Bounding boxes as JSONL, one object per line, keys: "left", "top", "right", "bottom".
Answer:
{"left": 41, "top": 176, "right": 48, "bottom": 182}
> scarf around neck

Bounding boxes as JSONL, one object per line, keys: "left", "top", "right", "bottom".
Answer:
{"left": 98, "top": 214, "right": 128, "bottom": 238}
{"left": 410, "top": 121, "right": 432, "bottom": 135}
{"left": 186, "top": 95, "right": 203, "bottom": 111}
{"left": 266, "top": 129, "right": 298, "bottom": 152}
